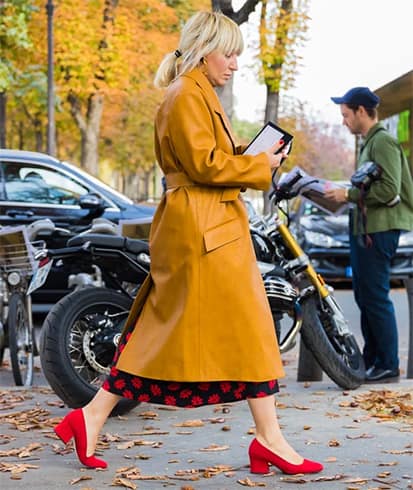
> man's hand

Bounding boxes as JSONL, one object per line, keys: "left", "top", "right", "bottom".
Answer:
{"left": 324, "top": 188, "right": 348, "bottom": 203}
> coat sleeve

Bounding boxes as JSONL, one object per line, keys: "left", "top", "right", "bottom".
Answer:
{"left": 363, "top": 134, "right": 402, "bottom": 207}
{"left": 167, "top": 89, "right": 271, "bottom": 190}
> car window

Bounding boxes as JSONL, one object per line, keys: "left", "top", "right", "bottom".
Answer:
{"left": 1, "top": 162, "right": 90, "bottom": 205}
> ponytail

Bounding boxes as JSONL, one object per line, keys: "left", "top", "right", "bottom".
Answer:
{"left": 154, "top": 52, "right": 182, "bottom": 89}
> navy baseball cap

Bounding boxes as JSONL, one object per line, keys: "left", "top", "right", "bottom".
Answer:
{"left": 330, "top": 87, "right": 380, "bottom": 107}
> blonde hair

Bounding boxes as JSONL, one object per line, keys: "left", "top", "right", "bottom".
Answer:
{"left": 154, "top": 11, "right": 243, "bottom": 88}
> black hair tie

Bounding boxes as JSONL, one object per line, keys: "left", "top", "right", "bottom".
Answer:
{"left": 174, "top": 49, "right": 182, "bottom": 58}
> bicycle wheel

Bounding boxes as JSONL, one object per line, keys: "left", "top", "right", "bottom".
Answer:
{"left": 8, "top": 293, "right": 34, "bottom": 386}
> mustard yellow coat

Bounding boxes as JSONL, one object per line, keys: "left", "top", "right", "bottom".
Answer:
{"left": 116, "top": 68, "right": 285, "bottom": 382}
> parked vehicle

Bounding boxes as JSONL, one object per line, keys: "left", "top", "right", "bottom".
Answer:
{"left": 0, "top": 219, "right": 60, "bottom": 385}
{"left": 288, "top": 196, "right": 413, "bottom": 281}
{"left": 0, "top": 149, "right": 155, "bottom": 305}
{"left": 31, "top": 232, "right": 150, "bottom": 415}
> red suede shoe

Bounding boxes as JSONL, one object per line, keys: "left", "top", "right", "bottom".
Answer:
{"left": 249, "top": 438, "right": 323, "bottom": 475}
{"left": 54, "top": 408, "right": 107, "bottom": 469}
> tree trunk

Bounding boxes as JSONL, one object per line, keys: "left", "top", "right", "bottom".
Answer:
{"left": 264, "top": 87, "right": 280, "bottom": 124}
{"left": 0, "top": 92, "right": 6, "bottom": 148}
{"left": 34, "top": 118, "right": 43, "bottom": 152}
{"left": 68, "top": 92, "right": 104, "bottom": 176}
{"left": 215, "top": 77, "right": 234, "bottom": 120}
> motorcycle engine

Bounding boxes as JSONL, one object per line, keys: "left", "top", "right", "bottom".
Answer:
{"left": 263, "top": 275, "right": 298, "bottom": 312}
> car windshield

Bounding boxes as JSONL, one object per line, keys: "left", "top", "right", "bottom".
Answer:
{"left": 61, "top": 160, "right": 135, "bottom": 205}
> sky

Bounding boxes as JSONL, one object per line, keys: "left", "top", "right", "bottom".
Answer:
{"left": 234, "top": 0, "right": 413, "bottom": 125}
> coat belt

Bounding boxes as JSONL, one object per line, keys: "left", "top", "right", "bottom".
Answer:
{"left": 165, "top": 172, "right": 194, "bottom": 188}
{"left": 165, "top": 172, "right": 241, "bottom": 202}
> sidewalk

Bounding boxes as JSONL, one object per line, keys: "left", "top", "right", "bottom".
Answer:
{"left": 1, "top": 348, "right": 412, "bottom": 490}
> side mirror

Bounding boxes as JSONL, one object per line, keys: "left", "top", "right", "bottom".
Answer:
{"left": 79, "top": 193, "right": 106, "bottom": 217}
{"left": 79, "top": 193, "right": 104, "bottom": 209}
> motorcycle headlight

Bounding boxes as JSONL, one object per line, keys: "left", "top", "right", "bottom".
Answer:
{"left": 7, "top": 271, "right": 21, "bottom": 286}
{"left": 304, "top": 230, "right": 344, "bottom": 248}
{"left": 399, "top": 231, "right": 413, "bottom": 247}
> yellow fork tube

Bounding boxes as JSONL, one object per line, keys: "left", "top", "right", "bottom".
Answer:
{"left": 277, "top": 222, "right": 330, "bottom": 299}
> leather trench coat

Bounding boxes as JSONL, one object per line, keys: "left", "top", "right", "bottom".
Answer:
{"left": 116, "top": 68, "right": 284, "bottom": 382}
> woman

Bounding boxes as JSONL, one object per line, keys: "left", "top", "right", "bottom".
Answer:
{"left": 54, "top": 11, "right": 323, "bottom": 476}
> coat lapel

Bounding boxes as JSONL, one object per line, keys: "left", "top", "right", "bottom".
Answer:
{"left": 184, "top": 69, "right": 236, "bottom": 153}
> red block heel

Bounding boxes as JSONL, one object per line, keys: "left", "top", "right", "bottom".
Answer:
{"left": 54, "top": 408, "right": 107, "bottom": 469}
{"left": 249, "top": 438, "right": 323, "bottom": 475}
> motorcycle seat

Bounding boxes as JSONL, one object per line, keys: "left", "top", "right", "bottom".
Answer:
{"left": 67, "top": 233, "right": 149, "bottom": 255}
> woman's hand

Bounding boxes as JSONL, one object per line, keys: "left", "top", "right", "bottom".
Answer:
{"left": 265, "top": 140, "right": 288, "bottom": 170}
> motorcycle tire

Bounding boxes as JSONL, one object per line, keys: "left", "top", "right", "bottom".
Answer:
{"left": 300, "top": 295, "right": 365, "bottom": 389}
{"left": 8, "top": 293, "right": 34, "bottom": 386}
{"left": 39, "top": 287, "right": 137, "bottom": 416}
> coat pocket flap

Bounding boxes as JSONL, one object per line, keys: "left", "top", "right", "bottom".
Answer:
{"left": 220, "top": 188, "right": 240, "bottom": 202}
{"left": 204, "top": 219, "right": 242, "bottom": 253}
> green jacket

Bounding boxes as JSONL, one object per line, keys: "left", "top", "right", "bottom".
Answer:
{"left": 348, "top": 122, "right": 413, "bottom": 234}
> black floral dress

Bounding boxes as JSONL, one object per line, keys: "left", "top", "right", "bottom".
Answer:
{"left": 102, "top": 331, "right": 279, "bottom": 408}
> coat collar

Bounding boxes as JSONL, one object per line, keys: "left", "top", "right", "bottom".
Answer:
{"left": 182, "top": 68, "right": 236, "bottom": 149}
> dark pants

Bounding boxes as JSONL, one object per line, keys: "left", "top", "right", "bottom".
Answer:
{"left": 350, "top": 230, "right": 400, "bottom": 371}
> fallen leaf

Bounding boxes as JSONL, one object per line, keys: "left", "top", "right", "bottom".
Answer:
{"left": 69, "top": 475, "right": 93, "bottom": 485}
{"left": 237, "top": 477, "right": 266, "bottom": 486}
{"left": 137, "top": 411, "right": 158, "bottom": 419}
{"left": 199, "top": 444, "right": 229, "bottom": 452}
{"left": 328, "top": 439, "right": 341, "bottom": 447}
{"left": 174, "top": 420, "right": 204, "bottom": 427}
{"left": 111, "top": 477, "right": 137, "bottom": 489}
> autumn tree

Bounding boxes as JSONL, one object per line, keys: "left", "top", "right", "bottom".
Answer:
{"left": 0, "top": 0, "right": 35, "bottom": 147}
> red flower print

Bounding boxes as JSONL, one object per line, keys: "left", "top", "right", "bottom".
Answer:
{"left": 255, "top": 391, "right": 268, "bottom": 398}
{"left": 167, "top": 382, "right": 181, "bottom": 391}
{"left": 138, "top": 394, "right": 150, "bottom": 403}
{"left": 131, "top": 377, "right": 143, "bottom": 389}
{"left": 237, "top": 382, "right": 246, "bottom": 392}
{"left": 123, "top": 389, "right": 133, "bottom": 399}
{"left": 114, "top": 379, "right": 126, "bottom": 390}
{"left": 179, "top": 389, "right": 192, "bottom": 399}
{"left": 164, "top": 395, "right": 177, "bottom": 406}
{"left": 198, "top": 382, "right": 210, "bottom": 391}
{"left": 208, "top": 394, "right": 221, "bottom": 404}
{"left": 268, "top": 380, "right": 276, "bottom": 390}
{"left": 234, "top": 390, "right": 243, "bottom": 400}
{"left": 150, "top": 384, "right": 162, "bottom": 396}
{"left": 119, "top": 344, "right": 125, "bottom": 353}
{"left": 191, "top": 396, "right": 203, "bottom": 406}
{"left": 102, "top": 380, "right": 110, "bottom": 391}
{"left": 126, "top": 332, "right": 132, "bottom": 342}
{"left": 110, "top": 367, "right": 119, "bottom": 377}
{"left": 220, "top": 382, "right": 231, "bottom": 393}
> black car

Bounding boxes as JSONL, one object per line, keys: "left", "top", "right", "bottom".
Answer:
{"left": 289, "top": 196, "right": 413, "bottom": 282}
{"left": 0, "top": 149, "right": 155, "bottom": 304}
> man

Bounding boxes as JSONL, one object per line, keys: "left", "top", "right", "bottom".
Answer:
{"left": 325, "top": 86, "right": 413, "bottom": 382}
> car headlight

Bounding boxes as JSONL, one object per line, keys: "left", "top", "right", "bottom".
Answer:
{"left": 304, "top": 230, "right": 344, "bottom": 248}
{"left": 399, "top": 231, "right": 413, "bottom": 247}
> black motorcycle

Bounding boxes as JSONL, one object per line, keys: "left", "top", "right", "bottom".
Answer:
{"left": 32, "top": 234, "right": 150, "bottom": 415}
{"left": 250, "top": 171, "right": 365, "bottom": 389}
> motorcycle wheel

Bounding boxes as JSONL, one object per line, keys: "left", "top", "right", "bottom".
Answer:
{"left": 40, "top": 287, "right": 137, "bottom": 416}
{"left": 8, "top": 293, "right": 34, "bottom": 386}
{"left": 300, "top": 295, "right": 365, "bottom": 389}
